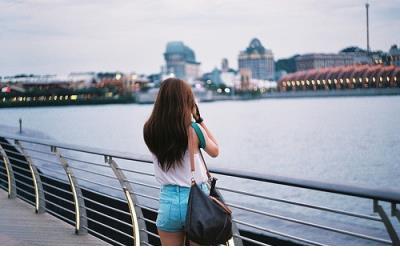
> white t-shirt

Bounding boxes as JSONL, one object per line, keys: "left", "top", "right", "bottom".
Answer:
{"left": 152, "top": 150, "right": 208, "bottom": 187}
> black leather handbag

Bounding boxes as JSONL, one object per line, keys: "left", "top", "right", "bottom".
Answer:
{"left": 184, "top": 130, "right": 233, "bottom": 245}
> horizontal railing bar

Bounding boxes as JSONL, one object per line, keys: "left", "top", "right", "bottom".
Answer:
{"left": 45, "top": 199, "right": 76, "bottom": 214}
{"left": 41, "top": 181, "right": 72, "bottom": 195}
{"left": 136, "top": 204, "right": 158, "bottom": 213}
{"left": 211, "top": 167, "right": 400, "bottom": 204}
{"left": 83, "top": 196, "right": 131, "bottom": 216}
{"left": 11, "top": 165, "right": 33, "bottom": 174}
{"left": 0, "top": 145, "right": 24, "bottom": 156}
{"left": 0, "top": 133, "right": 400, "bottom": 203}
{"left": 16, "top": 193, "right": 35, "bottom": 206}
{"left": 21, "top": 147, "right": 54, "bottom": 156}
{"left": 14, "top": 178, "right": 35, "bottom": 190}
{"left": 36, "top": 166, "right": 68, "bottom": 177}
{"left": 29, "top": 156, "right": 63, "bottom": 166}
{"left": 0, "top": 134, "right": 153, "bottom": 163}
{"left": 2, "top": 132, "right": 399, "bottom": 203}
{"left": 218, "top": 186, "right": 382, "bottom": 222}
{"left": 43, "top": 190, "right": 75, "bottom": 205}
{"left": 140, "top": 228, "right": 160, "bottom": 239}
{"left": 86, "top": 207, "right": 132, "bottom": 228}
{"left": 127, "top": 180, "right": 160, "bottom": 190}
{"left": 62, "top": 156, "right": 110, "bottom": 168}
{"left": 16, "top": 187, "right": 35, "bottom": 198}
{"left": 233, "top": 219, "right": 324, "bottom": 246}
{"left": 80, "top": 185, "right": 126, "bottom": 203}
{"left": 68, "top": 165, "right": 117, "bottom": 180}
{"left": 39, "top": 173, "right": 69, "bottom": 184}
{"left": 86, "top": 227, "right": 123, "bottom": 246}
{"left": 77, "top": 176, "right": 123, "bottom": 192}
{"left": 142, "top": 241, "right": 152, "bottom": 246}
{"left": 117, "top": 167, "right": 154, "bottom": 177}
{"left": 233, "top": 234, "right": 269, "bottom": 246}
{"left": 131, "top": 191, "right": 159, "bottom": 201}
{"left": 11, "top": 170, "right": 34, "bottom": 182}
{"left": 228, "top": 203, "right": 391, "bottom": 244}
{"left": 0, "top": 140, "right": 14, "bottom": 147}
{"left": 138, "top": 216, "right": 156, "bottom": 225}
{"left": 5, "top": 155, "right": 29, "bottom": 165}
{"left": 86, "top": 217, "right": 133, "bottom": 239}
{"left": 46, "top": 209, "right": 76, "bottom": 225}
{"left": 0, "top": 184, "right": 7, "bottom": 191}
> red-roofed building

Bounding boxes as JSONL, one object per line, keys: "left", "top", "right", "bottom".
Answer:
{"left": 278, "top": 65, "right": 400, "bottom": 91}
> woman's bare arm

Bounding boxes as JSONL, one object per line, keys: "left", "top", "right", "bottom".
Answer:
{"left": 198, "top": 122, "right": 219, "bottom": 158}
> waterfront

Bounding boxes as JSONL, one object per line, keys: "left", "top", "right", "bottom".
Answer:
{"left": 1, "top": 96, "right": 400, "bottom": 245}
{"left": 1, "top": 96, "right": 399, "bottom": 189}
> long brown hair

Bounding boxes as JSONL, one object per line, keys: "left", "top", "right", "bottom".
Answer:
{"left": 143, "top": 78, "right": 196, "bottom": 171}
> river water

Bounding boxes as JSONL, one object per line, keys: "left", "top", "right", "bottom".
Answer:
{"left": 1, "top": 96, "right": 400, "bottom": 245}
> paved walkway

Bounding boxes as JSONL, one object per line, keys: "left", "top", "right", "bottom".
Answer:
{"left": 0, "top": 190, "right": 108, "bottom": 246}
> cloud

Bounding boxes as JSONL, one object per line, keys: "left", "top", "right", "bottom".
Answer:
{"left": 0, "top": 0, "right": 399, "bottom": 76}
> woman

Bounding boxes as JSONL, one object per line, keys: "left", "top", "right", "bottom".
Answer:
{"left": 143, "top": 78, "right": 219, "bottom": 246}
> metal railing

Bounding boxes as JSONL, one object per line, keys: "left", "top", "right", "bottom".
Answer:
{"left": 0, "top": 131, "right": 399, "bottom": 246}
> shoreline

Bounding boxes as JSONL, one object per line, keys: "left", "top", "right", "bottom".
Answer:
{"left": 1, "top": 87, "right": 399, "bottom": 108}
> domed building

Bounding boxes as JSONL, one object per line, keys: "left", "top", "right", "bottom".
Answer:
{"left": 163, "top": 41, "right": 201, "bottom": 83}
{"left": 238, "top": 38, "right": 275, "bottom": 80}
{"left": 278, "top": 64, "right": 400, "bottom": 91}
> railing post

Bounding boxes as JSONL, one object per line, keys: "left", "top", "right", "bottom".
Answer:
{"left": 15, "top": 140, "right": 46, "bottom": 214}
{"left": 52, "top": 146, "right": 88, "bottom": 235}
{"left": 373, "top": 200, "right": 400, "bottom": 245}
{"left": 106, "top": 156, "right": 148, "bottom": 246}
{"left": 0, "top": 144, "right": 17, "bottom": 199}
{"left": 391, "top": 203, "right": 400, "bottom": 223}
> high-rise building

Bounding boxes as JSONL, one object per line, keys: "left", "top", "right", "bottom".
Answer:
{"left": 295, "top": 53, "right": 354, "bottom": 71}
{"left": 238, "top": 38, "right": 275, "bottom": 80}
{"left": 163, "top": 41, "right": 201, "bottom": 83}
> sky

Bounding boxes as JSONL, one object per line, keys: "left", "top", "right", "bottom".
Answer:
{"left": 0, "top": 0, "right": 399, "bottom": 76}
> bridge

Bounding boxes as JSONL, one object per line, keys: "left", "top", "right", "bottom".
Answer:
{"left": 0, "top": 131, "right": 399, "bottom": 246}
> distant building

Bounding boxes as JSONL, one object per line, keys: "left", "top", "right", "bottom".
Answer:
{"left": 238, "top": 38, "right": 275, "bottom": 80}
{"left": 295, "top": 53, "right": 354, "bottom": 71}
{"left": 389, "top": 45, "right": 400, "bottom": 66}
{"left": 221, "top": 58, "right": 229, "bottom": 72}
{"left": 278, "top": 65, "right": 400, "bottom": 91}
{"left": 68, "top": 72, "right": 97, "bottom": 90}
{"left": 340, "top": 47, "right": 372, "bottom": 65}
{"left": 163, "top": 41, "right": 201, "bottom": 83}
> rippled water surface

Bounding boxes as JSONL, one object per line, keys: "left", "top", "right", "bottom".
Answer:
{"left": 1, "top": 96, "right": 399, "bottom": 187}
{"left": 1, "top": 96, "right": 400, "bottom": 244}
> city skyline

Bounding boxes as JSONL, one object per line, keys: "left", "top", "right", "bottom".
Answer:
{"left": 0, "top": 0, "right": 399, "bottom": 76}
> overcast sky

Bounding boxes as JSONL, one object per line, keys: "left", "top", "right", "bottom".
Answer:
{"left": 0, "top": 0, "right": 399, "bottom": 76}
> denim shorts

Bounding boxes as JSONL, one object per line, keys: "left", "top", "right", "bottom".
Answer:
{"left": 156, "top": 183, "right": 210, "bottom": 232}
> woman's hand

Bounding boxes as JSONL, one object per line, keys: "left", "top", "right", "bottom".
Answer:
{"left": 192, "top": 104, "right": 203, "bottom": 124}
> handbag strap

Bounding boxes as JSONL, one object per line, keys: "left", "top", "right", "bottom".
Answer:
{"left": 189, "top": 124, "right": 212, "bottom": 183}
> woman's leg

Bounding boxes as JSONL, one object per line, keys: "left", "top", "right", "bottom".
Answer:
{"left": 158, "top": 229, "right": 185, "bottom": 246}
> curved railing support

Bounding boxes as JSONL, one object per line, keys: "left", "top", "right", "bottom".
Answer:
{"left": 52, "top": 146, "right": 88, "bottom": 234}
{"left": 15, "top": 140, "right": 46, "bottom": 214}
{"left": 373, "top": 200, "right": 399, "bottom": 245}
{"left": 0, "top": 144, "right": 17, "bottom": 199}
{"left": 106, "top": 156, "right": 148, "bottom": 246}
